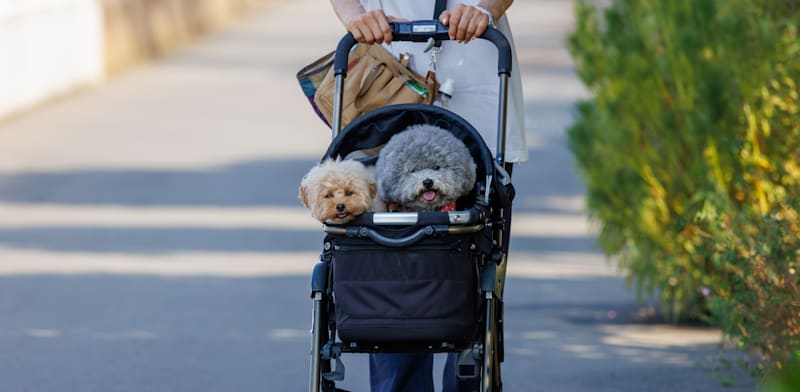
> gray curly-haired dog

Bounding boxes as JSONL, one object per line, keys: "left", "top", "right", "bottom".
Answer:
{"left": 376, "top": 124, "right": 477, "bottom": 211}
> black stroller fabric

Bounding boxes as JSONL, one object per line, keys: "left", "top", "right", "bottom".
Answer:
{"left": 321, "top": 104, "right": 511, "bottom": 345}
{"left": 331, "top": 233, "right": 479, "bottom": 344}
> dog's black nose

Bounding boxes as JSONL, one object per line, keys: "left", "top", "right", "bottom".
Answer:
{"left": 336, "top": 204, "right": 346, "bottom": 212}
{"left": 423, "top": 179, "right": 434, "bottom": 189}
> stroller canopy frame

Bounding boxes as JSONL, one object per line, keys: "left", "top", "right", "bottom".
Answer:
{"left": 322, "top": 104, "right": 496, "bottom": 184}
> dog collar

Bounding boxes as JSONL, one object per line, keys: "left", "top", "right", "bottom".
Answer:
{"left": 440, "top": 201, "right": 457, "bottom": 212}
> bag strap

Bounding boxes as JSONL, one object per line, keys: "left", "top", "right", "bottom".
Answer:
{"left": 433, "top": 0, "right": 447, "bottom": 47}
{"left": 357, "top": 63, "right": 387, "bottom": 98}
{"left": 433, "top": 0, "right": 447, "bottom": 20}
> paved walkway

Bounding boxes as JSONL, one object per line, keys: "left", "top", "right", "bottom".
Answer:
{"left": 0, "top": 0, "right": 755, "bottom": 391}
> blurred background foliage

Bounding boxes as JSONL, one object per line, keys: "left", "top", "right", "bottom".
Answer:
{"left": 760, "top": 359, "right": 800, "bottom": 392}
{"left": 567, "top": 0, "right": 800, "bottom": 377}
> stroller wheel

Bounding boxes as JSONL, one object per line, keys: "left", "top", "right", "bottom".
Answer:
{"left": 481, "top": 293, "right": 504, "bottom": 392}
{"left": 310, "top": 262, "right": 337, "bottom": 392}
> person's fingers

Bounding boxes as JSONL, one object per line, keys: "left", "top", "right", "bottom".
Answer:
{"left": 384, "top": 16, "right": 411, "bottom": 44}
{"left": 438, "top": 10, "right": 450, "bottom": 26}
{"left": 345, "top": 10, "right": 389, "bottom": 44}
{"left": 360, "top": 22, "right": 376, "bottom": 43}
{"left": 376, "top": 14, "right": 392, "bottom": 44}
{"left": 348, "top": 21, "right": 364, "bottom": 42}
{"left": 364, "top": 10, "right": 387, "bottom": 43}
{"left": 446, "top": 4, "right": 465, "bottom": 41}
{"left": 465, "top": 10, "right": 488, "bottom": 42}
{"left": 386, "top": 16, "right": 411, "bottom": 23}
{"left": 446, "top": 6, "right": 491, "bottom": 43}
{"left": 346, "top": 18, "right": 372, "bottom": 43}
{"left": 378, "top": 19, "right": 392, "bottom": 44}
{"left": 352, "top": 6, "right": 491, "bottom": 44}
{"left": 455, "top": 6, "right": 475, "bottom": 42}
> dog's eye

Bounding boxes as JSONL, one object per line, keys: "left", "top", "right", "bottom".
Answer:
{"left": 324, "top": 193, "right": 334, "bottom": 199}
{"left": 345, "top": 191, "right": 354, "bottom": 196}
{"left": 433, "top": 165, "right": 441, "bottom": 170}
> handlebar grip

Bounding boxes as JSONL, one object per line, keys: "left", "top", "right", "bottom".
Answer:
{"left": 332, "top": 21, "right": 513, "bottom": 78}
{"left": 333, "top": 33, "right": 358, "bottom": 75}
{"left": 390, "top": 20, "right": 451, "bottom": 42}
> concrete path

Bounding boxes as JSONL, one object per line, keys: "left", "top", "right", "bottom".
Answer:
{"left": 0, "top": 0, "right": 755, "bottom": 391}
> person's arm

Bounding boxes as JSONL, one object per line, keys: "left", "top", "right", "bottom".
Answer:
{"left": 329, "top": 0, "right": 407, "bottom": 44}
{"left": 440, "top": 0, "right": 513, "bottom": 42}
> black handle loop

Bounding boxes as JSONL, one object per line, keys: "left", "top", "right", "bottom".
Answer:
{"left": 345, "top": 225, "right": 445, "bottom": 247}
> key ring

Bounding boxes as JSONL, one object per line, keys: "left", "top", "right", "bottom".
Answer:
{"left": 424, "top": 38, "right": 441, "bottom": 74}
{"left": 424, "top": 37, "right": 443, "bottom": 85}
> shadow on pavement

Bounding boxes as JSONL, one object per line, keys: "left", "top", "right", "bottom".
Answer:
{"left": 0, "top": 158, "right": 317, "bottom": 208}
{"left": 0, "top": 274, "right": 755, "bottom": 392}
{"left": 0, "top": 226, "right": 595, "bottom": 254}
{"left": 0, "top": 274, "right": 312, "bottom": 392}
{"left": 0, "top": 141, "right": 585, "bottom": 212}
{"left": 501, "top": 275, "right": 756, "bottom": 392}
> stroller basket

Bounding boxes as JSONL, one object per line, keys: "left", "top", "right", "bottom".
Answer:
{"left": 323, "top": 207, "right": 490, "bottom": 345}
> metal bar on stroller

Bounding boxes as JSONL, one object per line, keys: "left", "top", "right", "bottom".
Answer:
{"left": 330, "top": 21, "right": 513, "bottom": 165}
{"left": 325, "top": 207, "right": 483, "bottom": 227}
{"left": 371, "top": 211, "right": 475, "bottom": 225}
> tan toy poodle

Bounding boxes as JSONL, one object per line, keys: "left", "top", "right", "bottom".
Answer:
{"left": 299, "top": 158, "right": 384, "bottom": 224}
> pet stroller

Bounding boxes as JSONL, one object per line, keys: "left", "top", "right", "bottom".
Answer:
{"left": 309, "top": 21, "right": 515, "bottom": 392}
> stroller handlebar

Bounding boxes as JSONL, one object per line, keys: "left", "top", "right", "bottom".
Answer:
{"left": 333, "top": 21, "right": 512, "bottom": 78}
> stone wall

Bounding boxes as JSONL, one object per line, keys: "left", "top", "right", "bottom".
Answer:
{"left": 101, "top": 0, "right": 265, "bottom": 74}
{"left": 0, "top": 0, "right": 104, "bottom": 120}
{"left": 0, "top": 0, "right": 267, "bottom": 120}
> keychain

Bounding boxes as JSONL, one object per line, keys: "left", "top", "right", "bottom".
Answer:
{"left": 424, "top": 37, "right": 440, "bottom": 85}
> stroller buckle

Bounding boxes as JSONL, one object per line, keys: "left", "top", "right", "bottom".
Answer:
{"left": 455, "top": 346, "right": 482, "bottom": 379}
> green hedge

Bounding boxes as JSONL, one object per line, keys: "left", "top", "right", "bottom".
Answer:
{"left": 568, "top": 0, "right": 799, "bottom": 372}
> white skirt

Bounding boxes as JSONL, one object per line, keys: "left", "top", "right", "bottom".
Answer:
{"left": 361, "top": 0, "right": 528, "bottom": 163}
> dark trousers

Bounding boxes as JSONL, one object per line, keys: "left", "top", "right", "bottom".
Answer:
{"left": 369, "top": 353, "right": 479, "bottom": 392}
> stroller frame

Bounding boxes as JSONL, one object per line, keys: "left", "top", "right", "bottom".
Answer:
{"left": 309, "top": 21, "right": 514, "bottom": 392}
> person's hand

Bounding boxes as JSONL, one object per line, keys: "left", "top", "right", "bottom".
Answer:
{"left": 439, "top": 4, "right": 493, "bottom": 43}
{"left": 345, "top": 10, "right": 409, "bottom": 44}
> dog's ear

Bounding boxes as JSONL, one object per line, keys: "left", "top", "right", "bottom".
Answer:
{"left": 298, "top": 183, "right": 310, "bottom": 208}
{"left": 369, "top": 181, "right": 378, "bottom": 199}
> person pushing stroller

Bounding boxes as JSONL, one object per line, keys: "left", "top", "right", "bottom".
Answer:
{"left": 324, "top": 1, "right": 528, "bottom": 391}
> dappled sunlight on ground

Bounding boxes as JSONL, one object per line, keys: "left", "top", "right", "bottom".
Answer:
{"left": 601, "top": 325, "right": 722, "bottom": 349}
{"left": 507, "top": 324, "right": 721, "bottom": 365}
{"left": 0, "top": 246, "right": 319, "bottom": 277}
{"left": 508, "top": 252, "right": 617, "bottom": 279}
{"left": 0, "top": 203, "right": 318, "bottom": 229}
